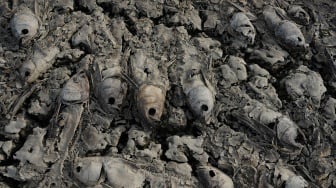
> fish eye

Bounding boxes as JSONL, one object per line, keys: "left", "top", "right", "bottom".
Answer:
{"left": 201, "top": 104, "right": 208, "bottom": 112}
{"left": 108, "top": 97, "right": 115, "bottom": 105}
{"left": 21, "top": 29, "right": 29, "bottom": 35}
{"left": 148, "top": 108, "right": 156, "bottom": 116}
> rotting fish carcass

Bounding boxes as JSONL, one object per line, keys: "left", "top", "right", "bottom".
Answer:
{"left": 73, "top": 157, "right": 103, "bottom": 186}
{"left": 137, "top": 84, "right": 166, "bottom": 124}
{"left": 263, "top": 6, "right": 308, "bottom": 51}
{"left": 130, "top": 50, "right": 169, "bottom": 125}
{"left": 185, "top": 80, "right": 214, "bottom": 122}
{"left": 50, "top": 68, "right": 90, "bottom": 144}
{"left": 94, "top": 62, "right": 127, "bottom": 113}
{"left": 71, "top": 24, "right": 93, "bottom": 53}
{"left": 288, "top": 5, "right": 310, "bottom": 26}
{"left": 60, "top": 70, "right": 90, "bottom": 105}
{"left": 196, "top": 165, "right": 234, "bottom": 188}
{"left": 180, "top": 60, "right": 215, "bottom": 124}
{"left": 40, "top": 69, "right": 89, "bottom": 187}
{"left": 276, "top": 116, "right": 304, "bottom": 149}
{"left": 10, "top": 6, "right": 39, "bottom": 45}
{"left": 19, "top": 45, "right": 60, "bottom": 84}
{"left": 228, "top": 12, "right": 256, "bottom": 45}
{"left": 274, "top": 21, "right": 307, "bottom": 50}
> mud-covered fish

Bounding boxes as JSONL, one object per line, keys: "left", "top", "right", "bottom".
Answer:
{"left": 263, "top": 6, "right": 308, "bottom": 51}
{"left": 19, "top": 45, "right": 60, "bottom": 83}
{"left": 181, "top": 61, "right": 215, "bottom": 124}
{"left": 196, "top": 165, "right": 234, "bottom": 188}
{"left": 228, "top": 12, "right": 256, "bottom": 45}
{"left": 10, "top": 6, "right": 39, "bottom": 44}
{"left": 94, "top": 63, "right": 127, "bottom": 113}
{"left": 60, "top": 70, "right": 90, "bottom": 104}
{"left": 129, "top": 50, "right": 169, "bottom": 125}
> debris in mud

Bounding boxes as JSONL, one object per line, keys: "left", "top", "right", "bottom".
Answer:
{"left": 0, "top": 0, "right": 335, "bottom": 187}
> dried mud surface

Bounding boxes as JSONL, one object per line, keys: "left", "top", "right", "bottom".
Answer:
{"left": 0, "top": 0, "right": 336, "bottom": 187}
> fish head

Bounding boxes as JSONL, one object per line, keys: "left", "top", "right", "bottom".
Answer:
{"left": 61, "top": 71, "right": 90, "bottom": 104}
{"left": 10, "top": 8, "right": 39, "bottom": 45}
{"left": 97, "top": 78, "right": 127, "bottom": 112}
{"left": 276, "top": 21, "right": 308, "bottom": 51}
{"left": 137, "top": 85, "right": 165, "bottom": 125}
{"left": 187, "top": 85, "right": 214, "bottom": 123}
{"left": 19, "top": 60, "right": 38, "bottom": 83}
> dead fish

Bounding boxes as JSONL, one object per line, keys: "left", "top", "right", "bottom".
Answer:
{"left": 73, "top": 157, "right": 103, "bottom": 186}
{"left": 183, "top": 69, "right": 215, "bottom": 124}
{"left": 10, "top": 7, "right": 39, "bottom": 44}
{"left": 274, "top": 165, "right": 308, "bottom": 188}
{"left": 288, "top": 5, "right": 310, "bottom": 26}
{"left": 45, "top": 70, "right": 89, "bottom": 179}
{"left": 94, "top": 64, "right": 127, "bottom": 113}
{"left": 129, "top": 50, "right": 169, "bottom": 125}
{"left": 60, "top": 70, "right": 90, "bottom": 104}
{"left": 71, "top": 24, "right": 93, "bottom": 53}
{"left": 186, "top": 83, "right": 214, "bottom": 122}
{"left": 19, "top": 46, "right": 60, "bottom": 83}
{"left": 103, "top": 158, "right": 145, "bottom": 188}
{"left": 286, "top": 176, "right": 309, "bottom": 188}
{"left": 136, "top": 84, "right": 165, "bottom": 124}
{"left": 42, "top": 104, "right": 84, "bottom": 187}
{"left": 263, "top": 6, "right": 285, "bottom": 29}
{"left": 263, "top": 6, "right": 307, "bottom": 51}
{"left": 228, "top": 12, "right": 256, "bottom": 45}
{"left": 277, "top": 116, "right": 304, "bottom": 148}
{"left": 196, "top": 165, "right": 234, "bottom": 188}
{"left": 274, "top": 21, "right": 307, "bottom": 50}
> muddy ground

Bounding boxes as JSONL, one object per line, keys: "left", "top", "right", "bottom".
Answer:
{"left": 0, "top": 0, "right": 335, "bottom": 187}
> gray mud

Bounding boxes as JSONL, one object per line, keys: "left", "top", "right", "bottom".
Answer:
{"left": 0, "top": 0, "right": 336, "bottom": 187}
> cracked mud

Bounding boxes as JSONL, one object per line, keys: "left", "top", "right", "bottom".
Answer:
{"left": 0, "top": 0, "right": 336, "bottom": 187}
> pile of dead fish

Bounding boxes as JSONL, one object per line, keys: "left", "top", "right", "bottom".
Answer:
{"left": 0, "top": 0, "right": 335, "bottom": 187}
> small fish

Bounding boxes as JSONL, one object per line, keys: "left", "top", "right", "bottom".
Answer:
{"left": 136, "top": 84, "right": 165, "bottom": 124}
{"left": 129, "top": 50, "right": 169, "bottom": 125}
{"left": 183, "top": 68, "right": 215, "bottom": 124}
{"left": 277, "top": 116, "right": 304, "bottom": 148}
{"left": 10, "top": 7, "right": 39, "bottom": 44}
{"left": 196, "top": 165, "right": 234, "bottom": 188}
{"left": 275, "top": 21, "right": 307, "bottom": 50}
{"left": 288, "top": 5, "right": 310, "bottom": 26}
{"left": 186, "top": 83, "right": 214, "bottom": 123}
{"left": 94, "top": 64, "right": 127, "bottom": 113}
{"left": 263, "top": 6, "right": 308, "bottom": 51}
{"left": 19, "top": 46, "right": 60, "bottom": 83}
{"left": 228, "top": 12, "right": 256, "bottom": 45}
{"left": 60, "top": 70, "right": 90, "bottom": 104}
{"left": 73, "top": 157, "right": 103, "bottom": 186}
